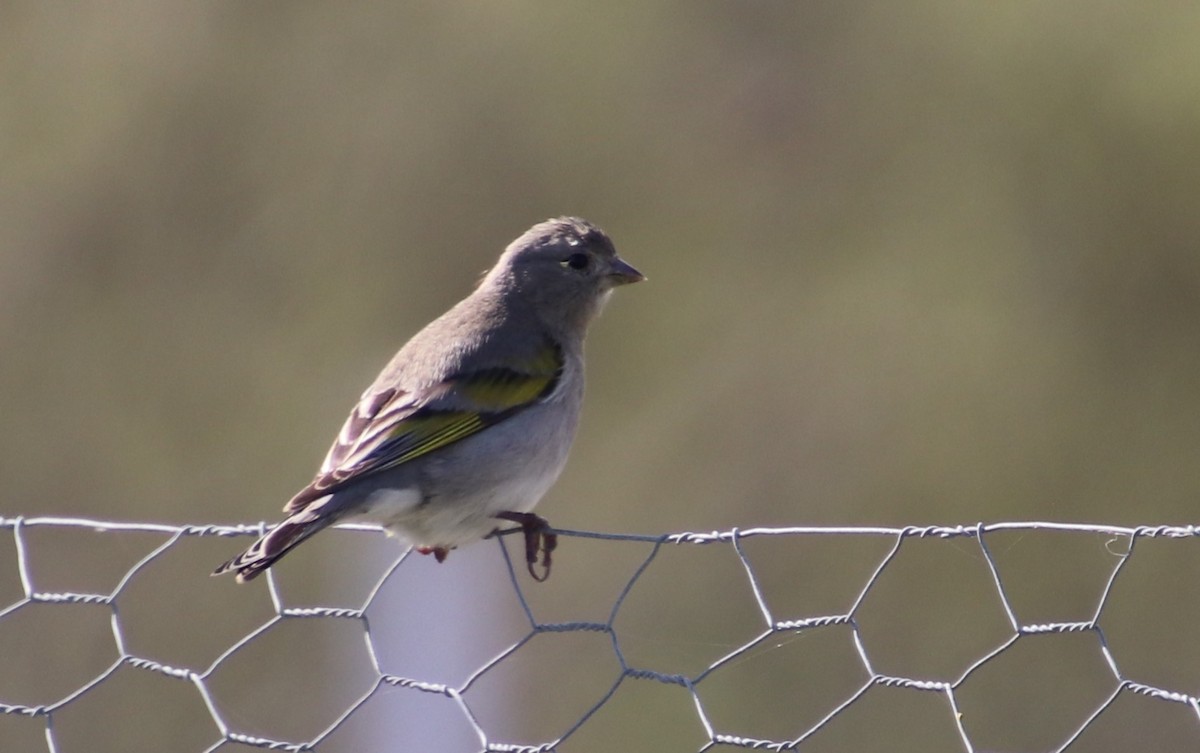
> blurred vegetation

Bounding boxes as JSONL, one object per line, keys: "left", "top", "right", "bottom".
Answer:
{"left": 3, "top": 2, "right": 1200, "bottom": 752}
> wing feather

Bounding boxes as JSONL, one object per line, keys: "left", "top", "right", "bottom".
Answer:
{"left": 284, "top": 341, "right": 563, "bottom": 512}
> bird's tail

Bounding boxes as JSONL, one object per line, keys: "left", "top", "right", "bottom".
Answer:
{"left": 213, "top": 506, "right": 335, "bottom": 583}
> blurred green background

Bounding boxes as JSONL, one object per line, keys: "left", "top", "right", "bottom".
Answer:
{"left": 3, "top": 2, "right": 1200, "bottom": 752}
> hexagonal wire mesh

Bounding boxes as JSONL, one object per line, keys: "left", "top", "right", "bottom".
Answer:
{"left": 1, "top": 516, "right": 1198, "bottom": 752}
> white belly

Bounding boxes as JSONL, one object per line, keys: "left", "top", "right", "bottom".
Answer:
{"left": 355, "top": 466, "right": 559, "bottom": 550}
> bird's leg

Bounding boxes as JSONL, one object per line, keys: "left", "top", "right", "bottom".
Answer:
{"left": 416, "top": 545, "right": 451, "bottom": 563}
{"left": 494, "top": 511, "right": 557, "bottom": 581}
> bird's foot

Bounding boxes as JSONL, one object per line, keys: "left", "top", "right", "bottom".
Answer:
{"left": 416, "top": 545, "right": 451, "bottom": 563}
{"left": 494, "top": 511, "right": 557, "bottom": 582}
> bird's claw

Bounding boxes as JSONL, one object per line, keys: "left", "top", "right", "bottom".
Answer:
{"left": 495, "top": 511, "right": 556, "bottom": 581}
{"left": 416, "top": 545, "right": 451, "bottom": 563}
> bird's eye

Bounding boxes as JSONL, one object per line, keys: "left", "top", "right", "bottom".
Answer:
{"left": 561, "top": 252, "right": 590, "bottom": 271}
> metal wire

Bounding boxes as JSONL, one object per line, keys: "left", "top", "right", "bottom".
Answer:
{"left": 2, "top": 516, "right": 1198, "bottom": 752}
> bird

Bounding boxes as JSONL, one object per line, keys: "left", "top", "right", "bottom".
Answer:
{"left": 215, "top": 217, "right": 643, "bottom": 583}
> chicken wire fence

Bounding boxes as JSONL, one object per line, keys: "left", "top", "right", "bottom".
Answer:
{"left": 1, "top": 516, "right": 1199, "bottom": 753}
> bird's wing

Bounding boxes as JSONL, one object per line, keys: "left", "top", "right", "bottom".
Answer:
{"left": 283, "top": 340, "right": 564, "bottom": 512}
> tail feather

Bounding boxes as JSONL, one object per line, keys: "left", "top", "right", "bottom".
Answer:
{"left": 213, "top": 510, "right": 334, "bottom": 583}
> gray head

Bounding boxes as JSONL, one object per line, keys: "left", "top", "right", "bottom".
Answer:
{"left": 482, "top": 217, "right": 644, "bottom": 332}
